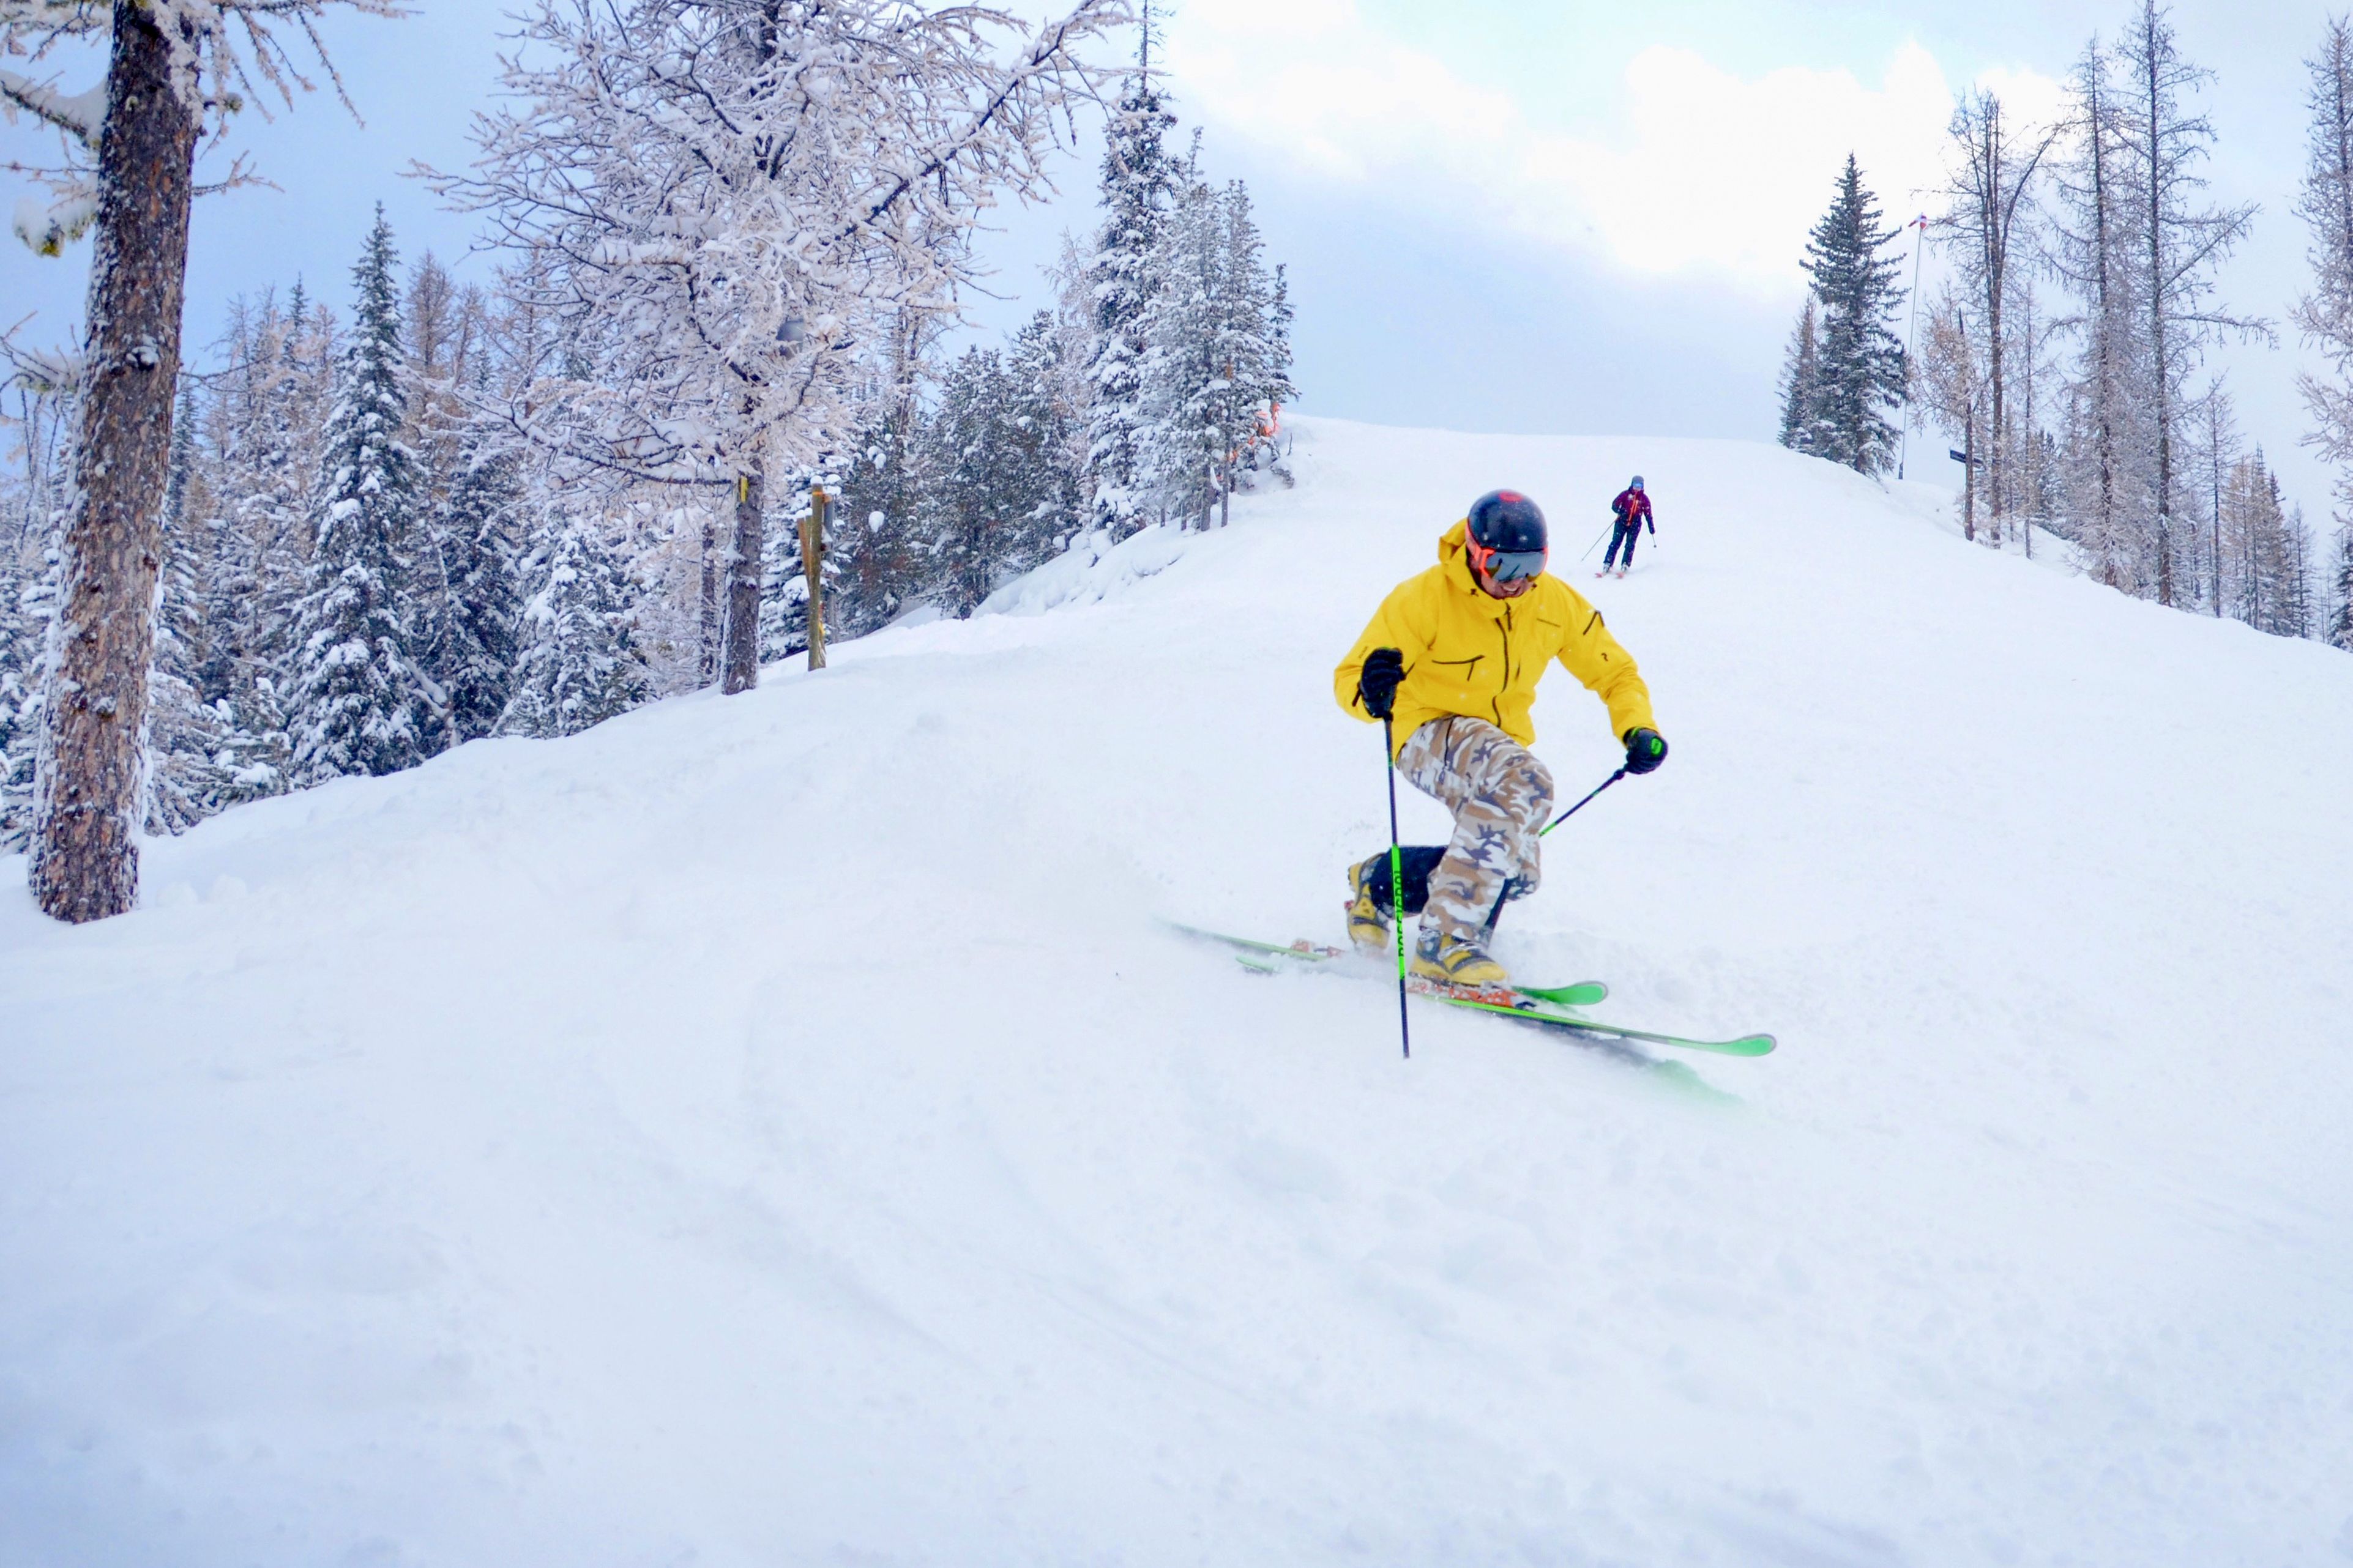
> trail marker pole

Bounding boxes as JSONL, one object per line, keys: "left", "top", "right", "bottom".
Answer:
{"left": 800, "top": 486, "right": 829, "bottom": 671}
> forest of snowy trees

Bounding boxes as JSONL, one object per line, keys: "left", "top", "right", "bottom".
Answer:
{"left": 1778, "top": 1, "right": 2353, "bottom": 654}
{"left": 0, "top": 12, "right": 1292, "bottom": 856}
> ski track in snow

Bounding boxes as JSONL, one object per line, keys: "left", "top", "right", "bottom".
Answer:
{"left": 5, "top": 416, "right": 2352, "bottom": 1566}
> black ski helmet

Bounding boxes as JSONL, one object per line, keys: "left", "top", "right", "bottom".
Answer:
{"left": 1467, "top": 489, "right": 1547, "bottom": 551}
{"left": 1466, "top": 489, "right": 1549, "bottom": 581}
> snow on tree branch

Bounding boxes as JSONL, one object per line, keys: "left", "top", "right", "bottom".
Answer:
{"left": 2, "top": 0, "right": 408, "bottom": 255}
{"left": 427, "top": 0, "right": 1130, "bottom": 488}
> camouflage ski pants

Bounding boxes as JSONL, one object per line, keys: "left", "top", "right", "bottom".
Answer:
{"left": 1395, "top": 716, "right": 1557, "bottom": 945}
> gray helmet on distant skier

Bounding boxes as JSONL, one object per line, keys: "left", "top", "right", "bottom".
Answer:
{"left": 1630, "top": 475, "right": 1644, "bottom": 491}
{"left": 1465, "top": 489, "right": 1548, "bottom": 581}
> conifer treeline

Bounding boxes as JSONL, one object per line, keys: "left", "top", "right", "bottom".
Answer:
{"left": 1777, "top": 2, "right": 2353, "bottom": 653}
{"left": 0, "top": 73, "right": 1293, "bottom": 846}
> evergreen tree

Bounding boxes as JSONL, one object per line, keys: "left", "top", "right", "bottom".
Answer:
{"left": 428, "top": 418, "right": 523, "bottom": 743}
{"left": 501, "top": 507, "right": 651, "bottom": 738}
{"left": 1133, "top": 166, "right": 1290, "bottom": 529}
{"left": 1801, "top": 155, "right": 1910, "bottom": 475}
{"left": 829, "top": 398, "right": 927, "bottom": 641}
{"left": 1002, "top": 310, "right": 1091, "bottom": 548}
{"left": 923, "top": 340, "right": 1072, "bottom": 615}
{"left": 1083, "top": 65, "right": 1180, "bottom": 537}
{"left": 286, "top": 207, "right": 435, "bottom": 782}
{"left": 1776, "top": 295, "right": 1823, "bottom": 453}
{"left": 925, "top": 345, "right": 1016, "bottom": 614}
{"left": 145, "top": 376, "right": 245, "bottom": 833}
{"left": 2328, "top": 523, "right": 2353, "bottom": 650}
{"left": 0, "top": 407, "right": 67, "bottom": 852}
{"left": 1135, "top": 165, "right": 1227, "bottom": 527}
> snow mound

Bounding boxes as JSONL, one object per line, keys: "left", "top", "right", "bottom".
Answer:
{"left": 978, "top": 518, "right": 1195, "bottom": 616}
{"left": 6, "top": 414, "right": 2352, "bottom": 1566}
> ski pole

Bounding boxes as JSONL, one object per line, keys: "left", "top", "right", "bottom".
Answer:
{"left": 1382, "top": 714, "right": 1410, "bottom": 1060}
{"left": 1539, "top": 765, "right": 1627, "bottom": 836}
{"left": 1578, "top": 523, "right": 1612, "bottom": 562}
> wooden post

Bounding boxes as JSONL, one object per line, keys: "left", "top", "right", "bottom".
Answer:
{"left": 801, "top": 487, "right": 828, "bottom": 671}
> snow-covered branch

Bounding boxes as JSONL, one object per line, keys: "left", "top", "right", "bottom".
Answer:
{"left": 430, "top": 0, "right": 1128, "bottom": 481}
{"left": 3, "top": 0, "right": 410, "bottom": 257}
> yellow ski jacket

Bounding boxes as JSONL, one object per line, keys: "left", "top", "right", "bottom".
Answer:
{"left": 1334, "top": 519, "right": 1657, "bottom": 757}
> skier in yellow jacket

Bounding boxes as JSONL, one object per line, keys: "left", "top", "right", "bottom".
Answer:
{"left": 1334, "top": 489, "right": 1668, "bottom": 986}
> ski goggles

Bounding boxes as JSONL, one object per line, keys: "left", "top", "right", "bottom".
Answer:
{"left": 1466, "top": 538, "right": 1548, "bottom": 581}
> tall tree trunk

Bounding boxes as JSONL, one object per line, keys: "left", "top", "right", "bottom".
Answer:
{"left": 699, "top": 511, "right": 718, "bottom": 684}
{"left": 2087, "top": 79, "right": 2119, "bottom": 579}
{"left": 1980, "top": 106, "right": 2008, "bottom": 538}
{"left": 1963, "top": 402, "right": 1977, "bottom": 543}
{"left": 29, "top": 0, "right": 200, "bottom": 923}
{"left": 722, "top": 461, "right": 764, "bottom": 694}
{"left": 2144, "top": 34, "right": 2176, "bottom": 609}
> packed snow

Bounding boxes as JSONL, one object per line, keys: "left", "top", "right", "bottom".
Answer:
{"left": 6, "top": 415, "right": 2352, "bottom": 1565}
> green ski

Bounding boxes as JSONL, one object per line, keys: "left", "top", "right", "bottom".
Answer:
{"left": 1166, "top": 921, "right": 1772, "bottom": 1057}
{"left": 1164, "top": 921, "right": 1607, "bottom": 1008}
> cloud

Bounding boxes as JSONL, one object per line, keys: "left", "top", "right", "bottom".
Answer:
{"left": 1164, "top": 1, "right": 2066, "bottom": 295}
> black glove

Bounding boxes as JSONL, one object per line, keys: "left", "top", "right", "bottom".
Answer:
{"left": 1358, "top": 647, "right": 1405, "bottom": 720}
{"left": 1624, "top": 727, "right": 1668, "bottom": 775}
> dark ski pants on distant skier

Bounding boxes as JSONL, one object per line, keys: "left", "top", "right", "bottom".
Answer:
{"left": 1603, "top": 519, "right": 1643, "bottom": 571}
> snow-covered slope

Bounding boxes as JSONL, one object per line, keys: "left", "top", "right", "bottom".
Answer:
{"left": 7, "top": 415, "right": 2352, "bottom": 1566}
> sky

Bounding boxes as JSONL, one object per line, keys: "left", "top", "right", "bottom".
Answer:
{"left": 0, "top": 0, "right": 2338, "bottom": 518}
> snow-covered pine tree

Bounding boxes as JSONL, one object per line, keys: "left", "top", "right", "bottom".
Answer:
{"left": 1777, "top": 295, "right": 1822, "bottom": 453}
{"left": 501, "top": 504, "right": 651, "bottom": 738}
{"left": 1134, "top": 160, "right": 1226, "bottom": 529}
{"left": 922, "top": 335, "right": 1077, "bottom": 616}
{"left": 428, "top": 412, "right": 522, "bottom": 743}
{"left": 145, "top": 374, "right": 244, "bottom": 833}
{"left": 1205, "top": 178, "right": 1288, "bottom": 521}
{"left": 1253, "top": 259, "right": 1297, "bottom": 488}
{"left": 1801, "top": 154, "right": 1909, "bottom": 475}
{"left": 829, "top": 404, "right": 927, "bottom": 641}
{"left": 1083, "top": 61, "right": 1180, "bottom": 537}
{"left": 0, "top": 383, "right": 70, "bottom": 851}
{"left": 285, "top": 208, "right": 436, "bottom": 782}
{"left": 1002, "top": 309, "right": 1090, "bottom": 548}
{"left": 2113, "top": 0, "right": 2267, "bottom": 608}
{"left": 924, "top": 345, "right": 1017, "bottom": 614}
{"left": 2327, "top": 522, "right": 2353, "bottom": 650}
{"left": 2279, "top": 503, "right": 2317, "bottom": 639}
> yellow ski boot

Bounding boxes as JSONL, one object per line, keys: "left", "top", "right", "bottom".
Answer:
{"left": 1344, "top": 857, "right": 1391, "bottom": 953}
{"left": 1410, "top": 926, "right": 1508, "bottom": 987}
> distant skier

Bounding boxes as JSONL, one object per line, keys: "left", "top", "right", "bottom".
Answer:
{"left": 1598, "top": 475, "right": 1652, "bottom": 578}
{"left": 1334, "top": 489, "right": 1669, "bottom": 986}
